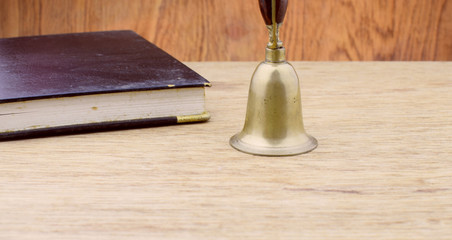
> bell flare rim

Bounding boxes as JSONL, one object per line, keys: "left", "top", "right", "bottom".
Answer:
{"left": 229, "top": 133, "right": 317, "bottom": 156}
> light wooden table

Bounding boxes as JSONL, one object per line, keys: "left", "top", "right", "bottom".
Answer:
{"left": 1, "top": 62, "right": 451, "bottom": 239}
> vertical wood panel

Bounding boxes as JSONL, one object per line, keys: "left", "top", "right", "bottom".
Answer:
{"left": 0, "top": 0, "right": 19, "bottom": 37}
{"left": 39, "top": 0, "right": 86, "bottom": 34}
{"left": 17, "top": 0, "right": 42, "bottom": 36}
{"left": 152, "top": 1, "right": 266, "bottom": 61}
{"left": 0, "top": 0, "right": 450, "bottom": 61}
{"left": 299, "top": 0, "right": 451, "bottom": 60}
{"left": 433, "top": 0, "right": 452, "bottom": 60}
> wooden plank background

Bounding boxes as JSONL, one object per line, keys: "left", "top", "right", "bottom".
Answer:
{"left": 0, "top": 0, "right": 451, "bottom": 61}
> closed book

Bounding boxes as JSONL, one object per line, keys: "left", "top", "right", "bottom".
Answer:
{"left": 0, "top": 30, "right": 210, "bottom": 140}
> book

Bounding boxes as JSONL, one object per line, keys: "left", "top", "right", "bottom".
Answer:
{"left": 0, "top": 30, "right": 210, "bottom": 140}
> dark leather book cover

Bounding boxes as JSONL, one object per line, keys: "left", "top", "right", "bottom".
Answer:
{"left": 0, "top": 30, "right": 210, "bottom": 103}
{"left": 0, "top": 30, "right": 210, "bottom": 140}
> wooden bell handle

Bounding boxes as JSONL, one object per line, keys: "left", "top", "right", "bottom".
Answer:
{"left": 258, "top": 0, "right": 288, "bottom": 25}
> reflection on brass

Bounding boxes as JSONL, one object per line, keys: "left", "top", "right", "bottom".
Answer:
{"left": 230, "top": 0, "right": 317, "bottom": 156}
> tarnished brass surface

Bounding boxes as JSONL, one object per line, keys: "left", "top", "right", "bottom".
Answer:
{"left": 265, "top": 46, "right": 285, "bottom": 63}
{"left": 230, "top": 0, "right": 317, "bottom": 156}
{"left": 229, "top": 59, "right": 317, "bottom": 156}
{"left": 177, "top": 112, "right": 210, "bottom": 124}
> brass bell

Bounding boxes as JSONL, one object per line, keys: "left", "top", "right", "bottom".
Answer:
{"left": 230, "top": 0, "right": 317, "bottom": 156}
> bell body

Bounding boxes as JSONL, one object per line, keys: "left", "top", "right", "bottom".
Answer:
{"left": 230, "top": 61, "right": 317, "bottom": 156}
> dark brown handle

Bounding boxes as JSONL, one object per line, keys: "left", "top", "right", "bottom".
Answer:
{"left": 258, "top": 0, "right": 288, "bottom": 25}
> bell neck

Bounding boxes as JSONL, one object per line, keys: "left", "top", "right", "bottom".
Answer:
{"left": 265, "top": 23, "right": 286, "bottom": 63}
{"left": 265, "top": 47, "right": 286, "bottom": 63}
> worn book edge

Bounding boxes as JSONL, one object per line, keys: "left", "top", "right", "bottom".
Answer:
{"left": 0, "top": 112, "right": 210, "bottom": 141}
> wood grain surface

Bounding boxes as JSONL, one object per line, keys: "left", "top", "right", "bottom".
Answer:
{"left": 1, "top": 0, "right": 451, "bottom": 61}
{"left": 1, "top": 62, "right": 451, "bottom": 239}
